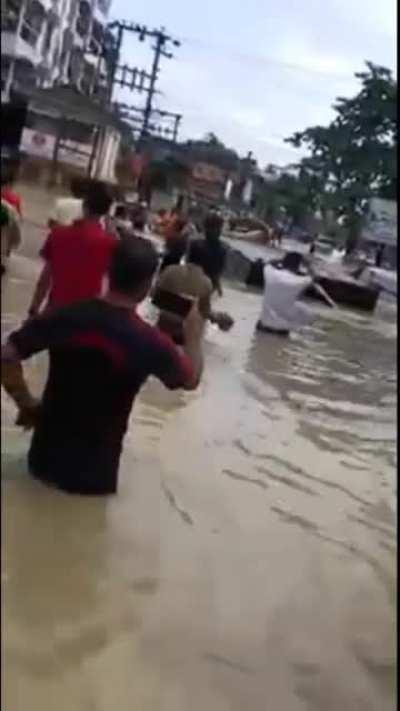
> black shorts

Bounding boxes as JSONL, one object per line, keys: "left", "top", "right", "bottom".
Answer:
{"left": 256, "top": 321, "right": 290, "bottom": 337}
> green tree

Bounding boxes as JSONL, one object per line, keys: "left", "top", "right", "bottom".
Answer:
{"left": 259, "top": 169, "right": 321, "bottom": 227}
{"left": 203, "top": 132, "right": 225, "bottom": 147}
{"left": 285, "top": 62, "right": 397, "bottom": 252}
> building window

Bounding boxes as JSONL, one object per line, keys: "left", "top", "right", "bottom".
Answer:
{"left": 67, "top": 0, "right": 78, "bottom": 23}
{"left": 59, "top": 27, "right": 73, "bottom": 78}
{"left": 89, "top": 18, "right": 103, "bottom": 56}
{"left": 1, "top": 57, "right": 11, "bottom": 91}
{"left": 68, "top": 47, "right": 83, "bottom": 84}
{"left": 80, "top": 59, "right": 95, "bottom": 94}
{"left": 75, "top": 0, "right": 91, "bottom": 39}
{"left": 20, "top": 0, "right": 45, "bottom": 48}
{"left": 1, "top": 0, "right": 23, "bottom": 33}
{"left": 12, "top": 58, "right": 37, "bottom": 92}
{"left": 42, "top": 21, "right": 54, "bottom": 55}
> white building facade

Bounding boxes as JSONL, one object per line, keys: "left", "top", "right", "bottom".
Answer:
{"left": 1, "top": 0, "right": 113, "bottom": 102}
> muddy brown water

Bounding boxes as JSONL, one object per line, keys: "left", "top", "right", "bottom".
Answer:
{"left": 1, "top": 215, "right": 397, "bottom": 710}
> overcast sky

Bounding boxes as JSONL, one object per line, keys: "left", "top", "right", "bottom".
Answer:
{"left": 110, "top": 0, "right": 397, "bottom": 167}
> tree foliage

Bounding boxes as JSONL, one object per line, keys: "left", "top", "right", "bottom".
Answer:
{"left": 260, "top": 169, "right": 322, "bottom": 226}
{"left": 203, "top": 132, "right": 225, "bottom": 147}
{"left": 284, "top": 62, "right": 397, "bottom": 248}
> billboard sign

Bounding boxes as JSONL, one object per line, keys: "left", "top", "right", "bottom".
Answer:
{"left": 363, "top": 198, "right": 397, "bottom": 246}
{"left": 20, "top": 128, "right": 91, "bottom": 168}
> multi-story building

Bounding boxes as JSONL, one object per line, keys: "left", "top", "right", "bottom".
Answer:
{"left": 1, "top": 0, "right": 114, "bottom": 102}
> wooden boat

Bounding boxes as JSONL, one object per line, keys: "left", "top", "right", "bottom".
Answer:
{"left": 243, "top": 257, "right": 381, "bottom": 312}
{"left": 304, "top": 276, "right": 380, "bottom": 311}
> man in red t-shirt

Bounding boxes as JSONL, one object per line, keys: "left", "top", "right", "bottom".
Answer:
{"left": 28, "top": 181, "right": 116, "bottom": 318}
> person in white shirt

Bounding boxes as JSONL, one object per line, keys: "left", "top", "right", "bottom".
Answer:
{"left": 257, "top": 252, "right": 314, "bottom": 337}
{"left": 48, "top": 178, "right": 87, "bottom": 228}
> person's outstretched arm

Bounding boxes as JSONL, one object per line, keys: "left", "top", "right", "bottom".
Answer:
{"left": 28, "top": 231, "right": 55, "bottom": 317}
{"left": 2, "top": 341, "right": 40, "bottom": 428}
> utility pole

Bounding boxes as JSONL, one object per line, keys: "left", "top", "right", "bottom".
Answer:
{"left": 107, "top": 21, "right": 181, "bottom": 140}
{"left": 172, "top": 113, "right": 181, "bottom": 143}
{"left": 115, "top": 103, "right": 182, "bottom": 142}
{"left": 140, "top": 28, "right": 179, "bottom": 140}
{"left": 108, "top": 23, "right": 124, "bottom": 102}
{"left": 140, "top": 31, "right": 164, "bottom": 140}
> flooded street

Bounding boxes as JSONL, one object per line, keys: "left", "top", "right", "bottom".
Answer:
{"left": 1, "top": 202, "right": 397, "bottom": 710}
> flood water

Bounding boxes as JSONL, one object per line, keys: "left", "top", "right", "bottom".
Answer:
{"left": 1, "top": 219, "right": 397, "bottom": 710}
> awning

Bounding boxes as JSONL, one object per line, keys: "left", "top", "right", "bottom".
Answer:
{"left": 26, "top": 85, "right": 128, "bottom": 132}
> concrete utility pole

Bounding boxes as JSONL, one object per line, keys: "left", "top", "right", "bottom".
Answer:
{"left": 107, "top": 21, "right": 181, "bottom": 140}
{"left": 108, "top": 23, "right": 124, "bottom": 101}
{"left": 140, "top": 28, "right": 180, "bottom": 140}
{"left": 115, "top": 102, "right": 182, "bottom": 142}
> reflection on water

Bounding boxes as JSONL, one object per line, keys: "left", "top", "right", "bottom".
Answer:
{"left": 2, "top": 251, "right": 397, "bottom": 711}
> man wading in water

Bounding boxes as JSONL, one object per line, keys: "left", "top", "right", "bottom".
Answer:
{"left": 1, "top": 240, "right": 204, "bottom": 495}
{"left": 197, "top": 209, "right": 227, "bottom": 296}
{"left": 257, "top": 252, "right": 315, "bottom": 337}
{"left": 159, "top": 207, "right": 191, "bottom": 272}
{"left": 155, "top": 239, "right": 234, "bottom": 344}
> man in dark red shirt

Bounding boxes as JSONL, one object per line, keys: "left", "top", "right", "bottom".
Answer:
{"left": 28, "top": 181, "right": 116, "bottom": 318}
{"left": 2, "top": 239, "right": 204, "bottom": 495}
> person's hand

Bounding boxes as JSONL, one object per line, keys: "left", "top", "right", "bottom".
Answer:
{"left": 15, "top": 399, "right": 41, "bottom": 430}
{"left": 183, "top": 302, "right": 205, "bottom": 346}
{"left": 214, "top": 312, "right": 234, "bottom": 332}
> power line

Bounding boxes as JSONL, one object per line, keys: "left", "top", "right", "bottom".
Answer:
{"left": 106, "top": 14, "right": 357, "bottom": 79}
{"left": 172, "top": 34, "right": 358, "bottom": 81}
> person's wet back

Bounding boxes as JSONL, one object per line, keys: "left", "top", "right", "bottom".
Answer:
{"left": 1, "top": 239, "right": 204, "bottom": 496}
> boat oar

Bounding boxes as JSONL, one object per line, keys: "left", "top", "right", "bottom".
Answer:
{"left": 311, "top": 281, "right": 338, "bottom": 309}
